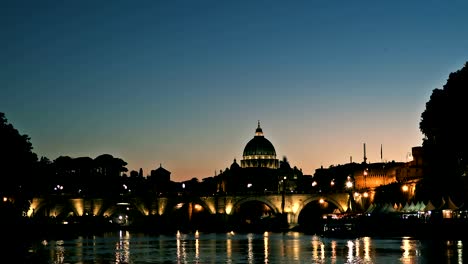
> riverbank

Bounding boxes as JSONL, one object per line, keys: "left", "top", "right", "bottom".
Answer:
{"left": 312, "top": 214, "right": 468, "bottom": 239}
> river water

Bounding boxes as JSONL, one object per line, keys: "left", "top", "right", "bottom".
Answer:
{"left": 23, "top": 230, "right": 467, "bottom": 263}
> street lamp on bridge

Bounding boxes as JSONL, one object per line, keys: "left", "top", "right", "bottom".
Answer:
{"left": 281, "top": 176, "right": 287, "bottom": 213}
{"left": 345, "top": 176, "right": 354, "bottom": 212}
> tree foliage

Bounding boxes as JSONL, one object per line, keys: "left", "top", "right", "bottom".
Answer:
{"left": 0, "top": 112, "right": 39, "bottom": 220}
{"left": 0, "top": 112, "right": 38, "bottom": 195}
{"left": 51, "top": 154, "right": 128, "bottom": 196}
{"left": 419, "top": 61, "right": 468, "bottom": 198}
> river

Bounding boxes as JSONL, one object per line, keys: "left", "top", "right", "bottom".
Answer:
{"left": 18, "top": 230, "right": 467, "bottom": 263}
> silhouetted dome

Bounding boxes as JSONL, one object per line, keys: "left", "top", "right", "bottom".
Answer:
{"left": 230, "top": 159, "right": 240, "bottom": 170}
{"left": 241, "top": 121, "right": 279, "bottom": 169}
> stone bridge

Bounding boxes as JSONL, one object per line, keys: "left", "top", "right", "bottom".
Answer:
{"left": 29, "top": 192, "right": 353, "bottom": 229}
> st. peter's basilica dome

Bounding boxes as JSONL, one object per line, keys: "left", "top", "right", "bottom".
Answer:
{"left": 241, "top": 121, "right": 279, "bottom": 169}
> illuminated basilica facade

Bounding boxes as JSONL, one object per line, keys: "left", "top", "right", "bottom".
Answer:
{"left": 216, "top": 122, "right": 305, "bottom": 194}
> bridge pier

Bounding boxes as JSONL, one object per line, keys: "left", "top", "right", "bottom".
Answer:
{"left": 286, "top": 212, "right": 299, "bottom": 230}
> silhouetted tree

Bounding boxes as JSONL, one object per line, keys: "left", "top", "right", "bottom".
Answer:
{"left": 0, "top": 112, "right": 38, "bottom": 218}
{"left": 53, "top": 156, "right": 76, "bottom": 194}
{"left": 73, "top": 156, "right": 94, "bottom": 194}
{"left": 419, "top": 61, "right": 468, "bottom": 200}
{"left": 94, "top": 154, "right": 127, "bottom": 178}
{"left": 93, "top": 154, "right": 128, "bottom": 196}
{"left": 34, "top": 156, "right": 54, "bottom": 195}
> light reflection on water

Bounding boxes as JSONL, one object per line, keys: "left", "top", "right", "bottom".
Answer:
{"left": 37, "top": 231, "right": 467, "bottom": 263}
{"left": 247, "top": 233, "right": 254, "bottom": 263}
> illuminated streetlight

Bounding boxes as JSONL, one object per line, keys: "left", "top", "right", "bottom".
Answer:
{"left": 402, "top": 184, "right": 410, "bottom": 201}
{"left": 402, "top": 185, "right": 409, "bottom": 192}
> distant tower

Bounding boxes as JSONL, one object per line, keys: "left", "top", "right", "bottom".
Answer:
{"left": 363, "top": 143, "right": 367, "bottom": 164}
{"left": 380, "top": 144, "right": 383, "bottom": 162}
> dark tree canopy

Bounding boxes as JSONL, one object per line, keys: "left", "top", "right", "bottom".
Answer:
{"left": 419, "top": 61, "right": 468, "bottom": 198}
{"left": 420, "top": 62, "right": 468, "bottom": 154}
{"left": 0, "top": 112, "right": 38, "bottom": 195}
{"left": 50, "top": 154, "right": 129, "bottom": 196}
{"left": 94, "top": 153, "right": 128, "bottom": 178}
{"left": 0, "top": 112, "right": 39, "bottom": 221}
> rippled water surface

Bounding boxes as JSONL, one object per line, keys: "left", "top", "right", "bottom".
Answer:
{"left": 29, "top": 231, "right": 468, "bottom": 263}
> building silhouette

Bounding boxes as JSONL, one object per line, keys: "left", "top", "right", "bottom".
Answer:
{"left": 215, "top": 122, "right": 305, "bottom": 194}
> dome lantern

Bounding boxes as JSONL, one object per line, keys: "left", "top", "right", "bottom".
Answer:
{"left": 255, "top": 120, "right": 264, "bottom": 136}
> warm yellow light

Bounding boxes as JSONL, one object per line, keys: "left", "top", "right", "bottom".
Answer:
{"left": 319, "top": 198, "right": 325, "bottom": 204}
{"left": 346, "top": 181, "right": 353, "bottom": 188}
{"left": 194, "top": 204, "right": 203, "bottom": 211}
{"left": 3, "top": 197, "right": 7, "bottom": 202}
{"left": 71, "top": 198, "right": 84, "bottom": 216}
{"left": 402, "top": 185, "right": 409, "bottom": 192}
{"left": 363, "top": 192, "right": 369, "bottom": 198}
{"left": 292, "top": 203, "right": 300, "bottom": 214}
{"left": 92, "top": 199, "right": 104, "bottom": 216}
{"left": 158, "top": 200, "right": 167, "bottom": 215}
{"left": 312, "top": 181, "right": 317, "bottom": 187}
{"left": 225, "top": 204, "right": 232, "bottom": 214}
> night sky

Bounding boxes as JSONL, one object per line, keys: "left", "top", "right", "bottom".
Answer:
{"left": 2, "top": 1, "right": 468, "bottom": 182}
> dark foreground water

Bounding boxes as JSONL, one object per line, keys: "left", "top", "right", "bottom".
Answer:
{"left": 21, "top": 231, "right": 468, "bottom": 263}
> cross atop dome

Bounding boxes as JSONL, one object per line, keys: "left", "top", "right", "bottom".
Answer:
{"left": 255, "top": 120, "right": 264, "bottom": 136}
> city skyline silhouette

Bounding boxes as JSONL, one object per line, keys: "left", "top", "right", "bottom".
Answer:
{"left": 2, "top": 1, "right": 468, "bottom": 181}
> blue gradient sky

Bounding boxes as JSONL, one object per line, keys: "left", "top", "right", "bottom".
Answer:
{"left": 2, "top": 1, "right": 468, "bottom": 182}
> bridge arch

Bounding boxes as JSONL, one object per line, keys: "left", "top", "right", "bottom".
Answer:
{"left": 226, "top": 196, "right": 282, "bottom": 232}
{"left": 230, "top": 196, "right": 281, "bottom": 215}
{"left": 294, "top": 195, "right": 348, "bottom": 233}
{"left": 297, "top": 196, "right": 347, "bottom": 215}
{"left": 163, "top": 196, "right": 215, "bottom": 215}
